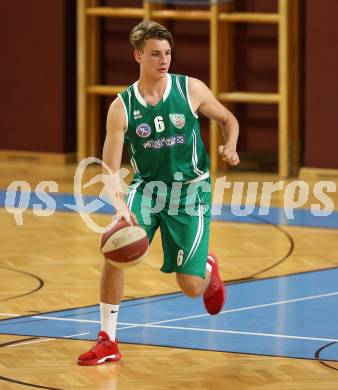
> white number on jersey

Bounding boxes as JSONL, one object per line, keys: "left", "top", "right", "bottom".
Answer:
{"left": 177, "top": 250, "right": 184, "bottom": 266}
{"left": 154, "top": 116, "right": 165, "bottom": 133}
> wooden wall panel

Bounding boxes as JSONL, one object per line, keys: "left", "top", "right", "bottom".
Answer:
{"left": 0, "top": 0, "right": 76, "bottom": 153}
{"left": 304, "top": 0, "right": 338, "bottom": 169}
{"left": 101, "top": 0, "right": 279, "bottom": 163}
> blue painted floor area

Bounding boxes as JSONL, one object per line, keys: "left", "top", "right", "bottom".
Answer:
{"left": 1, "top": 189, "right": 338, "bottom": 229}
{"left": 1, "top": 268, "right": 337, "bottom": 361}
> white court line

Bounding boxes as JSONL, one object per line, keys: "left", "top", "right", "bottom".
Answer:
{"left": 64, "top": 332, "right": 91, "bottom": 338}
{"left": 0, "top": 314, "right": 131, "bottom": 326}
{"left": 5, "top": 332, "right": 90, "bottom": 348}
{"left": 119, "top": 323, "right": 338, "bottom": 343}
{"left": 33, "top": 316, "right": 100, "bottom": 323}
{"left": 6, "top": 338, "right": 51, "bottom": 348}
{"left": 1, "top": 291, "right": 337, "bottom": 343}
{"left": 117, "top": 290, "right": 338, "bottom": 331}
{"left": 3, "top": 290, "right": 337, "bottom": 327}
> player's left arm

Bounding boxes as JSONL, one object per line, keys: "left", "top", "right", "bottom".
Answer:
{"left": 188, "top": 77, "right": 240, "bottom": 166}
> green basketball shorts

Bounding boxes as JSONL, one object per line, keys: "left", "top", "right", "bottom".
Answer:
{"left": 126, "top": 176, "right": 211, "bottom": 278}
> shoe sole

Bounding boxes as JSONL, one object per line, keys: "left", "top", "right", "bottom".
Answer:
{"left": 78, "top": 354, "right": 122, "bottom": 366}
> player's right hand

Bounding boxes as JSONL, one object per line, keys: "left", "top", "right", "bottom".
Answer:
{"left": 116, "top": 211, "right": 138, "bottom": 225}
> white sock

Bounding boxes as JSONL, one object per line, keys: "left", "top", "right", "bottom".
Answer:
{"left": 100, "top": 302, "right": 119, "bottom": 341}
{"left": 206, "top": 262, "right": 212, "bottom": 274}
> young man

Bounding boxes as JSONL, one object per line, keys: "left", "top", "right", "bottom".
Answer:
{"left": 78, "top": 20, "right": 239, "bottom": 366}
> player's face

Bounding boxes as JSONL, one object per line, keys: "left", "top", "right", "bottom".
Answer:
{"left": 135, "top": 39, "right": 172, "bottom": 78}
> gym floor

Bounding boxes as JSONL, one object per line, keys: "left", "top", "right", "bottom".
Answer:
{"left": 0, "top": 162, "right": 337, "bottom": 389}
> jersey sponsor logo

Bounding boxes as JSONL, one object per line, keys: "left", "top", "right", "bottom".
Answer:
{"left": 133, "top": 110, "right": 142, "bottom": 119}
{"left": 169, "top": 113, "right": 185, "bottom": 129}
{"left": 143, "top": 134, "right": 185, "bottom": 149}
{"left": 136, "top": 123, "right": 151, "bottom": 138}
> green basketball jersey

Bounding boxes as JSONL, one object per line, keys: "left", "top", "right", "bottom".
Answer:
{"left": 118, "top": 73, "right": 210, "bottom": 184}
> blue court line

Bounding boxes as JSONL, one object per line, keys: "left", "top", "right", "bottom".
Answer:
{"left": 1, "top": 268, "right": 337, "bottom": 361}
{"left": 1, "top": 189, "right": 338, "bottom": 229}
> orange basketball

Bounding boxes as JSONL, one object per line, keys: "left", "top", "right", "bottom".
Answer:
{"left": 100, "top": 219, "right": 149, "bottom": 268}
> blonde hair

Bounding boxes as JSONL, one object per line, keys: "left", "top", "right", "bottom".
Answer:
{"left": 129, "top": 20, "right": 174, "bottom": 51}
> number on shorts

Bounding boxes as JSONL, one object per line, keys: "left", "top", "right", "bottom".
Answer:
{"left": 177, "top": 250, "right": 184, "bottom": 266}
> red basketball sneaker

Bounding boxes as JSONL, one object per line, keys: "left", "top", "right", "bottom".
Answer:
{"left": 203, "top": 254, "right": 226, "bottom": 315}
{"left": 77, "top": 331, "right": 121, "bottom": 366}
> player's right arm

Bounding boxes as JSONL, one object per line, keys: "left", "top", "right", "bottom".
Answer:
{"left": 102, "top": 97, "right": 132, "bottom": 222}
{"left": 103, "top": 97, "right": 125, "bottom": 174}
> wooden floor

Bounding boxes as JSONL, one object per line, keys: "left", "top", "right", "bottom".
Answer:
{"left": 0, "top": 161, "right": 337, "bottom": 389}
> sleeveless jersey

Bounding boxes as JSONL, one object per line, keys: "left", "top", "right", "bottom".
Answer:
{"left": 118, "top": 73, "right": 209, "bottom": 184}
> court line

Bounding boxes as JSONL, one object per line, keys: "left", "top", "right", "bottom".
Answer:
{"left": 64, "top": 332, "right": 91, "bottom": 338}
{"left": 34, "top": 316, "right": 99, "bottom": 323}
{"left": 0, "top": 266, "right": 44, "bottom": 303}
{"left": 117, "top": 290, "right": 338, "bottom": 331}
{"left": 5, "top": 338, "right": 52, "bottom": 348}
{"left": 1, "top": 291, "right": 337, "bottom": 345}
{"left": 1, "top": 291, "right": 337, "bottom": 329}
{"left": 3, "top": 321, "right": 336, "bottom": 344}
{"left": 5, "top": 332, "right": 90, "bottom": 348}
{"left": 119, "top": 323, "right": 338, "bottom": 343}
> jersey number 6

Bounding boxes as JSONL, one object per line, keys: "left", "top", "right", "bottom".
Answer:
{"left": 154, "top": 116, "right": 165, "bottom": 133}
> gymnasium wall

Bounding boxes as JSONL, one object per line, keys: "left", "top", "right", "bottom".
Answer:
{"left": 101, "top": 0, "right": 279, "bottom": 168}
{"left": 304, "top": 0, "right": 338, "bottom": 169}
{"left": 0, "top": 0, "right": 76, "bottom": 154}
{"left": 101, "top": 3, "right": 211, "bottom": 151}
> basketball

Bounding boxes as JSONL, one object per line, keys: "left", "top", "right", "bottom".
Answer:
{"left": 100, "top": 218, "right": 149, "bottom": 268}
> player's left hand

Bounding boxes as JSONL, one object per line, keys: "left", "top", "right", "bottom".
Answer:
{"left": 218, "top": 144, "right": 240, "bottom": 166}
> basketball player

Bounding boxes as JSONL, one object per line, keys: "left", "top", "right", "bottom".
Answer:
{"left": 78, "top": 20, "right": 239, "bottom": 365}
